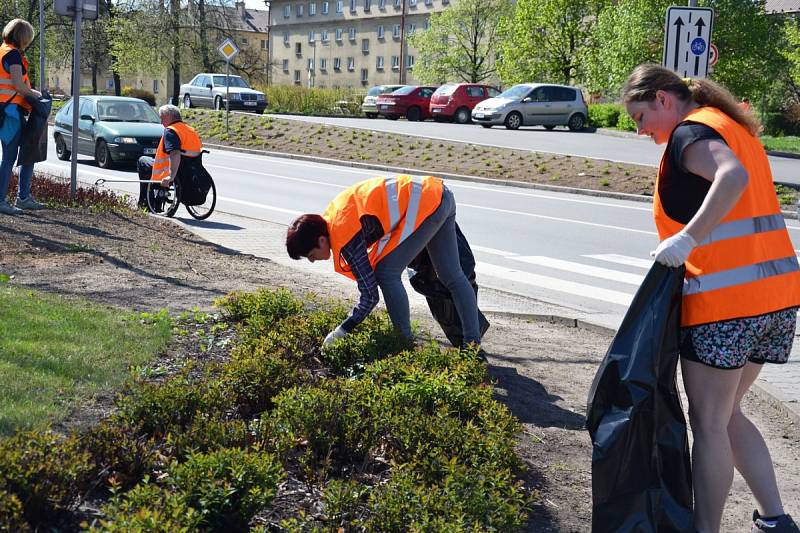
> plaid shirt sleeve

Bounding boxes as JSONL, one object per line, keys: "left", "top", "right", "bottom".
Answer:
{"left": 339, "top": 231, "right": 380, "bottom": 332}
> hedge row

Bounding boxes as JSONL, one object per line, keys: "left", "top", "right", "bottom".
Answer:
{"left": 0, "top": 288, "right": 530, "bottom": 531}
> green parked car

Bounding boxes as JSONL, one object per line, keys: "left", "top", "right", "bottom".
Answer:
{"left": 53, "top": 96, "right": 164, "bottom": 169}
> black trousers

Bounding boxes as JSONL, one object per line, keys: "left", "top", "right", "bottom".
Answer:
{"left": 137, "top": 156, "right": 154, "bottom": 206}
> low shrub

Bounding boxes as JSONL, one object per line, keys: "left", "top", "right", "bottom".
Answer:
{"left": 86, "top": 483, "right": 202, "bottom": 532}
{"left": 4, "top": 173, "right": 131, "bottom": 211}
{"left": 165, "top": 417, "right": 251, "bottom": 461}
{"left": 588, "top": 104, "right": 622, "bottom": 128}
{"left": 257, "top": 85, "right": 366, "bottom": 115}
{"left": 0, "top": 487, "right": 28, "bottom": 532}
{"left": 319, "top": 313, "right": 411, "bottom": 373}
{"left": 220, "top": 353, "right": 302, "bottom": 416}
{"left": 168, "top": 448, "right": 284, "bottom": 530}
{"left": 215, "top": 288, "right": 304, "bottom": 324}
{"left": 615, "top": 111, "right": 637, "bottom": 132}
{"left": 321, "top": 479, "right": 370, "bottom": 529}
{"left": 80, "top": 419, "right": 160, "bottom": 492}
{"left": 121, "top": 87, "right": 156, "bottom": 106}
{"left": 0, "top": 430, "right": 92, "bottom": 525}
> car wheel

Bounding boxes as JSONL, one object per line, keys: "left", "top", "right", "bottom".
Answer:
{"left": 544, "top": 125, "right": 556, "bottom": 131}
{"left": 568, "top": 113, "right": 586, "bottom": 131}
{"left": 406, "top": 106, "right": 421, "bottom": 121}
{"left": 366, "top": 112, "right": 378, "bottom": 119}
{"left": 454, "top": 107, "right": 471, "bottom": 124}
{"left": 55, "top": 134, "right": 71, "bottom": 161}
{"left": 183, "top": 94, "right": 192, "bottom": 109}
{"left": 95, "top": 139, "right": 113, "bottom": 169}
{"left": 481, "top": 124, "right": 492, "bottom": 129}
{"left": 504, "top": 112, "right": 522, "bottom": 130}
{"left": 214, "top": 96, "right": 224, "bottom": 110}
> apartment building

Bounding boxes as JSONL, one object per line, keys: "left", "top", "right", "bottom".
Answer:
{"left": 268, "top": 0, "right": 451, "bottom": 88}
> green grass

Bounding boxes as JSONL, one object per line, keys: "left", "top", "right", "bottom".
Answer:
{"left": 0, "top": 284, "right": 172, "bottom": 436}
{"left": 761, "top": 135, "right": 800, "bottom": 154}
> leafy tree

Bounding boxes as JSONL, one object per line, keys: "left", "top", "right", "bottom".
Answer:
{"left": 408, "top": 0, "right": 513, "bottom": 84}
{"left": 781, "top": 17, "right": 800, "bottom": 102}
{"left": 497, "top": 0, "right": 609, "bottom": 87}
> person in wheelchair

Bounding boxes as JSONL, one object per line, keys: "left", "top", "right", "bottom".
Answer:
{"left": 137, "top": 104, "right": 203, "bottom": 209}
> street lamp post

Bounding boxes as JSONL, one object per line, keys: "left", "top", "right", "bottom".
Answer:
{"left": 398, "top": 0, "right": 407, "bottom": 84}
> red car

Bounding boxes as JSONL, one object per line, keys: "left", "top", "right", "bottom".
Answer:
{"left": 376, "top": 85, "right": 438, "bottom": 121}
{"left": 429, "top": 83, "right": 501, "bottom": 124}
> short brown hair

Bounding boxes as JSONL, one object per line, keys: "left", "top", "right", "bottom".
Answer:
{"left": 286, "top": 214, "right": 328, "bottom": 259}
{"left": 3, "top": 19, "right": 34, "bottom": 49}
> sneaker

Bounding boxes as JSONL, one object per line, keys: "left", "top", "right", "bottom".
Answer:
{"left": 0, "top": 202, "right": 22, "bottom": 215}
{"left": 15, "top": 196, "right": 45, "bottom": 210}
{"left": 752, "top": 510, "right": 800, "bottom": 533}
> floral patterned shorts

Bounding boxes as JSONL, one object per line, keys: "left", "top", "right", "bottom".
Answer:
{"left": 680, "top": 307, "right": 798, "bottom": 369}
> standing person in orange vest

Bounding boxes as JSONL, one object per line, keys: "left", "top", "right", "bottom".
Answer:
{"left": 136, "top": 104, "right": 202, "bottom": 209}
{"left": 0, "top": 18, "right": 44, "bottom": 215}
{"left": 623, "top": 64, "right": 800, "bottom": 533}
{"left": 285, "top": 175, "right": 482, "bottom": 351}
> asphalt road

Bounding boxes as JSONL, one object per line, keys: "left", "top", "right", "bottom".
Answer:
{"left": 266, "top": 113, "right": 800, "bottom": 187}
{"left": 39, "top": 131, "right": 800, "bottom": 331}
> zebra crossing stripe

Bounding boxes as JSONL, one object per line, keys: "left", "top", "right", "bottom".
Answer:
{"left": 512, "top": 256, "right": 645, "bottom": 285}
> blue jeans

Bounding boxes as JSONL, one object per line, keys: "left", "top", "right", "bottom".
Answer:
{"left": 0, "top": 108, "right": 34, "bottom": 203}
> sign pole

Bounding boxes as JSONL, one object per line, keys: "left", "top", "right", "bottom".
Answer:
{"left": 225, "top": 60, "right": 230, "bottom": 136}
{"left": 69, "top": 5, "right": 82, "bottom": 200}
{"left": 39, "top": 0, "right": 44, "bottom": 89}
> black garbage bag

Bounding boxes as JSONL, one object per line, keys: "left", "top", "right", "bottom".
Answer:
{"left": 17, "top": 91, "right": 51, "bottom": 166}
{"left": 408, "top": 223, "right": 489, "bottom": 347}
{"left": 178, "top": 156, "right": 212, "bottom": 206}
{"left": 586, "top": 263, "right": 693, "bottom": 533}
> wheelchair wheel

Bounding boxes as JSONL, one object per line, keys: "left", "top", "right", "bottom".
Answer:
{"left": 185, "top": 177, "right": 216, "bottom": 220}
{"left": 146, "top": 181, "right": 181, "bottom": 218}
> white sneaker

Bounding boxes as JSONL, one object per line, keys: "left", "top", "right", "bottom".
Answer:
{"left": 15, "top": 196, "right": 45, "bottom": 210}
{"left": 0, "top": 201, "right": 22, "bottom": 215}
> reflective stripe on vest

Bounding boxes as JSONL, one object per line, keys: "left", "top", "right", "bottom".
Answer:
{"left": 152, "top": 122, "right": 203, "bottom": 182}
{"left": 0, "top": 43, "right": 31, "bottom": 112}
{"left": 653, "top": 107, "right": 800, "bottom": 326}
{"left": 323, "top": 175, "right": 444, "bottom": 280}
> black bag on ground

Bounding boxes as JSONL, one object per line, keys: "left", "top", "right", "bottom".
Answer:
{"left": 178, "top": 155, "right": 212, "bottom": 206}
{"left": 17, "top": 91, "right": 51, "bottom": 166}
{"left": 408, "top": 223, "right": 489, "bottom": 347}
{"left": 586, "top": 263, "right": 693, "bottom": 533}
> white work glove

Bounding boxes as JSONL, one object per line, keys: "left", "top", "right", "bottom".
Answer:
{"left": 323, "top": 325, "right": 347, "bottom": 348}
{"left": 651, "top": 230, "right": 697, "bottom": 267}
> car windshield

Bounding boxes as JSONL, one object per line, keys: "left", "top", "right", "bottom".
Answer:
{"left": 96, "top": 101, "right": 160, "bottom": 123}
{"left": 212, "top": 76, "right": 249, "bottom": 88}
{"left": 367, "top": 86, "right": 383, "bottom": 96}
{"left": 433, "top": 84, "right": 456, "bottom": 96}
{"left": 497, "top": 85, "right": 532, "bottom": 99}
{"left": 392, "top": 85, "right": 416, "bottom": 95}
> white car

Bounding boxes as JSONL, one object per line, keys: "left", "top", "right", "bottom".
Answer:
{"left": 180, "top": 73, "right": 267, "bottom": 113}
{"left": 471, "top": 83, "right": 588, "bottom": 131}
{"left": 361, "top": 84, "right": 405, "bottom": 118}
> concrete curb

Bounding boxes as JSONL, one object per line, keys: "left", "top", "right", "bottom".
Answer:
{"left": 484, "top": 308, "right": 800, "bottom": 427}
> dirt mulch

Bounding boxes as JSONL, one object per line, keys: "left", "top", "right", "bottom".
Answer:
{"left": 2, "top": 207, "right": 800, "bottom": 531}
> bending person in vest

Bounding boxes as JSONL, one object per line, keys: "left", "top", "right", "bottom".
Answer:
{"left": 0, "top": 19, "right": 44, "bottom": 215}
{"left": 623, "top": 64, "right": 800, "bottom": 533}
{"left": 136, "top": 104, "right": 203, "bottom": 209}
{"left": 286, "top": 176, "right": 482, "bottom": 350}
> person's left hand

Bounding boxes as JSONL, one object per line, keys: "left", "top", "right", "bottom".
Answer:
{"left": 651, "top": 230, "right": 697, "bottom": 267}
{"left": 323, "top": 325, "right": 347, "bottom": 348}
{"left": 161, "top": 178, "right": 172, "bottom": 187}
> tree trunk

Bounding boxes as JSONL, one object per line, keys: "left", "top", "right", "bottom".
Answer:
{"left": 170, "top": 0, "right": 180, "bottom": 104}
{"left": 198, "top": 0, "right": 211, "bottom": 72}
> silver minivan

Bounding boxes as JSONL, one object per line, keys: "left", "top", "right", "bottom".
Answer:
{"left": 471, "top": 83, "right": 588, "bottom": 131}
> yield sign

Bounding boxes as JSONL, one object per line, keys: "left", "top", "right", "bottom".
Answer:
{"left": 662, "top": 6, "right": 714, "bottom": 79}
{"left": 217, "top": 38, "right": 240, "bottom": 62}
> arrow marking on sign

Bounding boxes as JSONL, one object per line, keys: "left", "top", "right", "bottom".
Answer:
{"left": 673, "top": 16, "right": 684, "bottom": 70}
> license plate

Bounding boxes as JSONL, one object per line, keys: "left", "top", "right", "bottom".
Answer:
{"left": 432, "top": 108, "right": 442, "bottom": 113}
{"left": 144, "top": 148, "right": 155, "bottom": 155}
{"left": 380, "top": 105, "right": 388, "bottom": 110}
{"left": 244, "top": 101, "right": 256, "bottom": 106}
{"left": 473, "top": 113, "right": 484, "bottom": 119}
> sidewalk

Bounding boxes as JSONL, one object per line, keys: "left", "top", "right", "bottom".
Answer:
{"left": 172, "top": 209, "right": 800, "bottom": 426}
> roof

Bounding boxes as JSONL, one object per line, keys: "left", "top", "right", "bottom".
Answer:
{"left": 766, "top": 0, "right": 800, "bottom": 13}
{"left": 208, "top": 2, "right": 269, "bottom": 33}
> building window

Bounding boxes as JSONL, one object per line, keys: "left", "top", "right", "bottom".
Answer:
{"left": 335, "top": 28, "right": 343, "bottom": 41}
{"left": 321, "top": 29, "right": 329, "bottom": 42}
{"left": 364, "top": 0, "right": 371, "bottom": 10}
{"left": 377, "top": 25, "right": 384, "bottom": 39}
{"left": 308, "top": 30, "right": 315, "bottom": 42}
{"left": 261, "top": 39, "right": 267, "bottom": 50}
{"left": 391, "top": 55, "right": 399, "bottom": 70}
{"left": 379, "top": 0, "right": 386, "bottom": 8}
{"left": 309, "top": 2, "right": 316, "bottom": 15}
{"left": 409, "top": 0, "right": 416, "bottom": 5}
{"left": 295, "top": 42, "right": 302, "bottom": 55}
{"left": 394, "top": 0, "right": 401, "bottom": 8}
{"left": 153, "top": 79, "right": 159, "bottom": 93}
{"left": 294, "top": 70, "right": 301, "bottom": 84}
{"left": 362, "top": 38, "right": 369, "bottom": 53}
{"left": 392, "top": 24, "right": 401, "bottom": 39}
{"left": 349, "top": 0, "right": 357, "bottom": 12}
{"left": 347, "top": 56, "right": 355, "bottom": 71}
{"left": 425, "top": 0, "right": 432, "bottom": 4}
{"left": 241, "top": 37, "right": 248, "bottom": 45}
{"left": 376, "top": 55, "right": 384, "bottom": 69}
{"left": 320, "top": 58, "right": 327, "bottom": 70}
{"left": 336, "top": 0, "right": 343, "bottom": 12}
{"left": 406, "top": 54, "right": 415, "bottom": 69}
{"left": 282, "top": 59, "right": 289, "bottom": 71}
{"left": 308, "top": 58, "right": 314, "bottom": 70}
{"left": 297, "top": 4, "right": 304, "bottom": 16}
{"left": 322, "top": 1, "right": 329, "bottom": 13}
{"left": 283, "top": 32, "right": 290, "bottom": 45}
{"left": 406, "top": 23, "right": 415, "bottom": 35}
{"left": 334, "top": 57, "right": 341, "bottom": 70}
{"left": 361, "top": 68, "right": 368, "bottom": 84}
{"left": 424, "top": 18, "right": 430, "bottom": 30}
{"left": 284, "top": 4, "right": 291, "bottom": 17}
{"left": 348, "top": 27, "right": 356, "bottom": 41}
{"left": 442, "top": 0, "right": 449, "bottom": 3}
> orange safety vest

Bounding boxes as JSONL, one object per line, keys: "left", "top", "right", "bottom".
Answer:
{"left": 323, "top": 175, "right": 445, "bottom": 280}
{"left": 0, "top": 43, "right": 31, "bottom": 112}
{"left": 654, "top": 107, "right": 800, "bottom": 326}
{"left": 151, "top": 121, "right": 203, "bottom": 182}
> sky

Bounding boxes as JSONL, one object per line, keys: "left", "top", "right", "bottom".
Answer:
{"left": 244, "top": 0, "right": 269, "bottom": 10}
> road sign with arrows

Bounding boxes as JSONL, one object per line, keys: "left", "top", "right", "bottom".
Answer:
{"left": 662, "top": 6, "right": 714, "bottom": 79}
